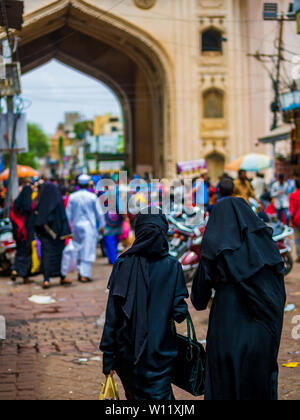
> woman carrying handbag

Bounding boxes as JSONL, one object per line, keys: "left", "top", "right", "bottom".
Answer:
{"left": 100, "top": 211, "right": 189, "bottom": 400}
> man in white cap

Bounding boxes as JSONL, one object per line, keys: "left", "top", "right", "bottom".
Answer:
{"left": 66, "top": 174, "right": 105, "bottom": 282}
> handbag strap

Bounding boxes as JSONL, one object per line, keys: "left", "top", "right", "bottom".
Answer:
{"left": 186, "top": 312, "right": 197, "bottom": 343}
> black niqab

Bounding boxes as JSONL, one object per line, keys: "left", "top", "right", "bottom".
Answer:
{"left": 14, "top": 186, "right": 33, "bottom": 215}
{"left": 35, "top": 183, "right": 63, "bottom": 227}
{"left": 201, "top": 197, "right": 284, "bottom": 281}
{"left": 110, "top": 213, "right": 169, "bottom": 365}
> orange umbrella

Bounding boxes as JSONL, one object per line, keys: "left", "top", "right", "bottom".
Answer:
{"left": 0, "top": 165, "right": 39, "bottom": 181}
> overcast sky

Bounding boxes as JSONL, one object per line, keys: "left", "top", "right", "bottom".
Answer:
{"left": 21, "top": 59, "right": 122, "bottom": 136}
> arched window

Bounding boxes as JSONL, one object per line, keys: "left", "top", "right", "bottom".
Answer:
{"left": 202, "top": 28, "right": 223, "bottom": 53}
{"left": 203, "top": 89, "right": 224, "bottom": 119}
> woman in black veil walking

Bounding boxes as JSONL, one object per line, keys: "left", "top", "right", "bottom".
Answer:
{"left": 100, "top": 211, "right": 189, "bottom": 400}
{"left": 10, "top": 183, "right": 36, "bottom": 283}
{"left": 191, "top": 194, "right": 286, "bottom": 400}
{"left": 35, "top": 183, "right": 72, "bottom": 289}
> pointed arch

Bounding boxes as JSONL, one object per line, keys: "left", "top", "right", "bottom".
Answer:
{"left": 9, "top": 0, "right": 175, "bottom": 177}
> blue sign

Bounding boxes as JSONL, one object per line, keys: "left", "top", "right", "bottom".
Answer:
{"left": 0, "top": 153, "right": 4, "bottom": 172}
{"left": 281, "top": 91, "right": 300, "bottom": 111}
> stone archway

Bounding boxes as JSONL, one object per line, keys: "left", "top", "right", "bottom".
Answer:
{"left": 12, "top": 0, "right": 174, "bottom": 177}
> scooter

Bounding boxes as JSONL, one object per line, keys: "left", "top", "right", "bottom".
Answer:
{"left": 0, "top": 219, "right": 16, "bottom": 276}
{"left": 252, "top": 200, "right": 295, "bottom": 276}
{"left": 179, "top": 224, "right": 206, "bottom": 284}
{"left": 272, "top": 222, "right": 294, "bottom": 275}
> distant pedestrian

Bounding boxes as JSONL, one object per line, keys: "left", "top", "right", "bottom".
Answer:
{"left": 35, "top": 183, "right": 72, "bottom": 289}
{"left": 100, "top": 212, "right": 188, "bottom": 400}
{"left": 251, "top": 173, "right": 266, "bottom": 201}
{"left": 10, "top": 183, "right": 36, "bottom": 284}
{"left": 66, "top": 174, "right": 105, "bottom": 283}
{"left": 271, "top": 174, "right": 290, "bottom": 225}
{"left": 100, "top": 178, "right": 124, "bottom": 265}
{"left": 289, "top": 177, "right": 300, "bottom": 263}
{"left": 233, "top": 170, "right": 257, "bottom": 204}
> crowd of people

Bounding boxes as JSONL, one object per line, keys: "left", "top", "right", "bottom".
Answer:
{"left": 1, "top": 166, "right": 299, "bottom": 400}
{"left": 199, "top": 169, "right": 300, "bottom": 262}
{"left": 4, "top": 167, "right": 300, "bottom": 289}
{"left": 8, "top": 174, "right": 106, "bottom": 288}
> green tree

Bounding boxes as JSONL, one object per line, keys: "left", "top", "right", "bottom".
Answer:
{"left": 73, "top": 120, "right": 93, "bottom": 139}
{"left": 17, "top": 123, "right": 50, "bottom": 169}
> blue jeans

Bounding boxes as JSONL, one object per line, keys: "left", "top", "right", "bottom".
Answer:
{"left": 276, "top": 208, "right": 289, "bottom": 226}
{"left": 102, "top": 235, "right": 119, "bottom": 265}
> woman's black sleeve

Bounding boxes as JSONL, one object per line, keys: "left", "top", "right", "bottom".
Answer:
{"left": 191, "top": 257, "right": 214, "bottom": 311}
{"left": 99, "top": 266, "right": 120, "bottom": 375}
{"left": 172, "top": 262, "right": 189, "bottom": 323}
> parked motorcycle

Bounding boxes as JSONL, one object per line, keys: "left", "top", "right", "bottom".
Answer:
{"left": 179, "top": 225, "right": 206, "bottom": 284}
{"left": 0, "top": 219, "right": 16, "bottom": 276}
{"left": 271, "top": 222, "right": 294, "bottom": 275}
{"left": 252, "top": 199, "right": 295, "bottom": 276}
{"left": 167, "top": 207, "right": 207, "bottom": 284}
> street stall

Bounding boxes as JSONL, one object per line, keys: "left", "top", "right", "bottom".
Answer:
{"left": 259, "top": 124, "right": 293, "bottom": 178}
{"left": 281, "top": 90, "right": 300, "bottom": 173}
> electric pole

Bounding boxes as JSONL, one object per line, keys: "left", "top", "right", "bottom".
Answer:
{"left": 0, "top": 0, "right": 24, "bottom": 216}
{"left": 248, "top": 3, "right": 296, "bottom": 177}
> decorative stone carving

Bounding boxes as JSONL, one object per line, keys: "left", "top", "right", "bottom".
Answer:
{"left": 133, "top": 0, "right": 157, "bottom": 10}
{"left": 198, "top": 0, "right": 223, "bottom": 8}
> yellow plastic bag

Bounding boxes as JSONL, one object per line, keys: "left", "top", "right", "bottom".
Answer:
{"left": 99, "top": 376, "right": 119, "bottom": 401}
{"left": 31, "top": 240, "right": 41, "bottom": 274}
{"left": 282, "top": 362, "right": 300, "bottom": 368}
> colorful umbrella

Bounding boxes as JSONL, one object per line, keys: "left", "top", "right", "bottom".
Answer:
{"left": 0, "top": 165, "right": 40, "bottom": 181}
{"left": 225, "top": 153, "right": 272, "bottom": 172}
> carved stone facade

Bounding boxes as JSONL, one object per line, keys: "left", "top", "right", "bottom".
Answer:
{"left": 4, "top": 0, "right": 297, "bottom": 180}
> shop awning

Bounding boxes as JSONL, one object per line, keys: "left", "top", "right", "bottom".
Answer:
{"left": 258, "top": 124, "right": 291, "bottom": 144}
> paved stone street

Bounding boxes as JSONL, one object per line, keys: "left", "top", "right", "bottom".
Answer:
{"left": 0, "top": 252, "right": 299, "bottom": 400}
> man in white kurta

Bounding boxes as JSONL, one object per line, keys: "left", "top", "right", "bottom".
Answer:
{"left": 66, "top": 175, "right": 105, "bottom": 282}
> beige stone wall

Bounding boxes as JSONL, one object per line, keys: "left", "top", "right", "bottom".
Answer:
{"left": 21, "top": 0, "right": 299, "bottom": 179}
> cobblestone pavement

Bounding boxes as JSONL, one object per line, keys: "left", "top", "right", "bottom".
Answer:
{"left": 0, "top": 253, "right": 299, "bottom": 400}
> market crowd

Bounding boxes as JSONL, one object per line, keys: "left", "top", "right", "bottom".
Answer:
{"left": 2, "top": 167, "right": 300, "bottom": 400}
{"left": 3, "top": 168, "right": 300, "bottom": 284}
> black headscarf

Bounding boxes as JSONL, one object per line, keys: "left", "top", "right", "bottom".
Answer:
{"left": 201, "top": 197, "right": 284, "bottom": 281}
{"left": 35, "top": 183, "right": 63, "bottom": 227}
{"left": 110, "top": 212, "right": 169, "bottom": 365}
{"left": 14, "top": 186, "right": 33, "bottom": 215}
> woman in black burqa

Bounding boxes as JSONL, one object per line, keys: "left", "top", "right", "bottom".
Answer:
{"left": 100, "top": 212, "right": 189, "bottom": 400}
{"left": 10, "top": 184, "right": 35, "bottom": 283}
{"left": 191, "top": 196, "right": 286, "bottom": 400}
{"left": 35, "top": 183, "right": 71, "bottom": 289}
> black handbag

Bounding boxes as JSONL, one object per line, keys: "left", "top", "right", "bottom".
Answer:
{"left": 172, "top": 312, "right": 206, "bottom": 397}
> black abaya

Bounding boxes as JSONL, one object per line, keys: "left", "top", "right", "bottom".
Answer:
{"left": 191, "top": 197, "right": 286, "bottom": 400}
{"left": 35, "top": 183, "right": 71, "bottom": 279}
{"left": 100, "top": 213, "right": 189, "bottom": 400}
{"left": 11, "top": 186, "right": 35, "bottom": 278}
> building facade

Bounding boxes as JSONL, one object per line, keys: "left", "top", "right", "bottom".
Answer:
{"left": 5, "top": 0, "right": 300, "bottom": 181}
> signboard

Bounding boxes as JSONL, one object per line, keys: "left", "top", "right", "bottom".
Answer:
{"left": 281, "top": 90, "right": 300, "bottom": 111}
{"left": 87, "top": 132, "right": 124, "bottom": 155}
{"left": 0, "top": 113, "right": 28, "bottom": 152}
{"left": 177, "top": 159, "right": 207, "bottom": 178}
